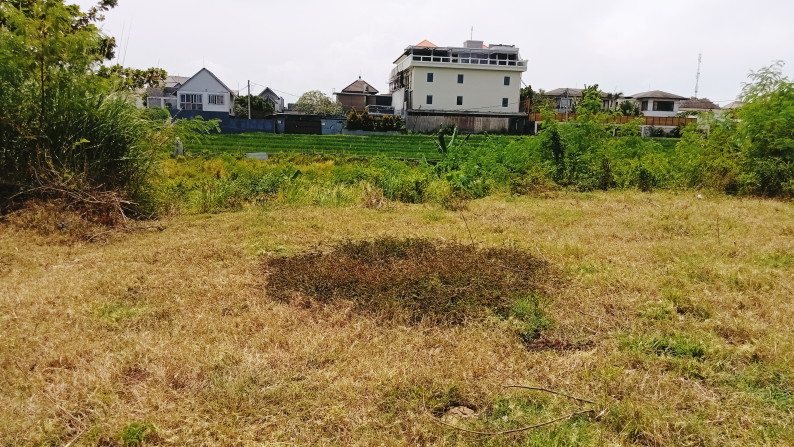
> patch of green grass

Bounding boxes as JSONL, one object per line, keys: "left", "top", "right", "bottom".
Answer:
{"left": 93, "top": 301, "right": 143, "bottom": 325}
{"left": 620, "top": 333, "right": 708, "bottom": 359}
{"left": 120, "top": 422, "right": 156, "bottom": 447}
{"left": 734, "top": 363, "right": 794, "bottom": 410}
{"left": 661, "top": 287, "right": 712, "bottom": 319}
{"left": 758, "top": 252, "right": 794, "bottom": 269}
{"left": 638, "top": 302, "right": 674, "bottom": 321}
{"left": 506, "top": 295, "right": 555, "bottom": 343}
{"left": 421, "top": 209, "right": 446, "bottom": 222}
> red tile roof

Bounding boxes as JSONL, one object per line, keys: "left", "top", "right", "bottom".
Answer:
{"left": 415, "top": 39, "right": 437, "bottom": 48}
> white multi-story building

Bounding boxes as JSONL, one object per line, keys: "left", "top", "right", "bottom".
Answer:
{"left": 390, "top": 40, "right": 528, "bottom": 132}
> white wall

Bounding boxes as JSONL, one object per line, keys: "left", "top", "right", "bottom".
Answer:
{"left": 177, "top": 69, "right": 232, "bottom": 114}
{"left": 391, "top": 88, "right": 406, "bottom": 116}
{"left": 637, "top": 99, "right": 680, "bottom": 117}
{"left": 408, "top": 66, "right": 521, "bottom": 114}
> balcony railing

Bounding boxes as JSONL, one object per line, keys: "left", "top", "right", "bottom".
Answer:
{"left": 410, "top": 55, "right": 526, "bottom": 67}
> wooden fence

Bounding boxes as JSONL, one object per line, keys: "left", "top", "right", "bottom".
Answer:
{"left": 526, "top": 112, "right": 696, "bottom": 127}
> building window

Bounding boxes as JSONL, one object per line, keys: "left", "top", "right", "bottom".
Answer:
{"left": 457, "top": 74, "right": 464, "bottom": 84}
{"left": 427, "top": 95, "right": 433, "bottom": 105}
{"left": 641, "top": 100, "right": 649, "bottom": 111}
{"left": 504, "top": 76, "right": 510, "bottom": 86}
{"left": 208, "top": 94, "right": 225, "bottom": 105}
{"left": 427, "top": 73, "right": 434, "bottom": 82}
{"left": 502, "top": 98, "right": 509, "bottom": 107}
{"left": 180, "top": 94, "right": 203, "bottom": 111}
{"left": 457, "top": 96, "right": 463, "bottom": 106}
{"left": 653, "top": 100, "right": 674, "bottom": 112}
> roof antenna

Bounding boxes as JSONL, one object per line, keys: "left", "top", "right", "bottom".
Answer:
{"left": 470, "top": 26, "right": 473, "bottom": 40}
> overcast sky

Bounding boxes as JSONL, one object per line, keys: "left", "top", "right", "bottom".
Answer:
{"left": 74, "top": 0, "right": 794, "bottom": 105}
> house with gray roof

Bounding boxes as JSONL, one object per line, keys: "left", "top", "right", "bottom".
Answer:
{"left": 679, "top": 98, "right": 721, "bottom": 115}
{"left": 175, "top": 68, "right": 236, "bottom": 116}
{"left": 257, "top": 87, "right": 285, "bottom": 113}
{"left": 145, "top": 75, "right": 190, "bottom": 110}
{"left": 625, "top": 90, "right": 688, "bottom": 117}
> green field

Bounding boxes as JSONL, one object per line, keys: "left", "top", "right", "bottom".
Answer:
{"left": 190, "top": 133, "right": 515, "bottom": 160}
{"left": 190, "top": 133, "right": 682, "bottom": 161}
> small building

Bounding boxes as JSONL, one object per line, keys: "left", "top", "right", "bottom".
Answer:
{"left": 258, "top": 87, "right": 285, "bottom": 113}
{"left": 544, "top": 87, "right": 623, "bottom": 114}
{"left": 625, "top": 90, "right": 688, "bottom": 118}
{"left": 389, "top": 39, "right": 528, "bottom": 133}
{"left": 679, "top": 98, "right": 721, "bottom": 115}
{"left": 145, "top": 75, "right": 190, "bottom": 110}
{"left": 334, "top": 77, "right": 393, "bottom": 114}
{"left": 175, "top": 68, "right": 236, "bottom": 116}
{"left": 723, "top": 100, "right": 744, "bottom": 110}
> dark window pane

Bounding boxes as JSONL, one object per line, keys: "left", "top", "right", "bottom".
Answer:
{"left": 457, "top": 96, "right": 463, "bottom": 105}
{"left": 457, "top": 74, "right": 464, "bottom": 84}
{"left": 427, "top": 95, "right": 433, "bottom": 105}
{"left": 502, "top": 98, "right": 509, "bottom": 107}
{"left": 504, "top": 76, "right": 510, "bottom": 86}
{"left": 427, "top": 73, "right": 433, "bottom": 82}
{"left": 653, "top": 101, "right": 674, "bottom": 112}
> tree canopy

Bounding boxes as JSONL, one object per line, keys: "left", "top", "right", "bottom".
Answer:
{"left": 295, "top": 90, "right": 343, "bottom": 116}
{"left": 234, "top": 95, "right": 276, "bottom": 119}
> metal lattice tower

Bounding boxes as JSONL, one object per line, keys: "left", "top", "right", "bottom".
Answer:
{"left": 694, "top": 53, "right": 702, "bottom": 97}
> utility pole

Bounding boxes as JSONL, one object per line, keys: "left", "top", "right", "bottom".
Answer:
{"left": 247, "top": 80, "right": 251, "bottom": 119}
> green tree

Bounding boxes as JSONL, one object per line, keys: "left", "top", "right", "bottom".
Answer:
{"left": 233, "top": 95, "right": 275, "bottom": 119}
{"left": 360, "top": 110, "right": 374, "bottom": 131}
{"left": 619, "top": 100, "right": 641, "bottom": 117}
{"left": 735, "top": 61, "right": 794, "bottom": 196}
{"left": 345, "top": 108, "right": 361, "bottom": 130}
{"left": 295, "top": 90, "right": 343, "bottom": 116}
{"left": 576, "top": 84, "right": 602, "bottom": 115}
{"left": 521, "top": 86, "right": 554, "bottom": 113}
{"left": 0, "top": 0, "right": 217, "bottom": 213}
{"left": 97, "top": 64, "right": 167, "bottom": 90}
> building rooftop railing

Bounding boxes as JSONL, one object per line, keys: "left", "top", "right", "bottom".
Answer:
{"left": 410, "top": 55, "right": 526, "bottom": 67}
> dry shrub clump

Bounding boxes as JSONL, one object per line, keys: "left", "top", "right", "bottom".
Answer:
{"left": 3, "top": 198, "right": 125, "bottom": 241}
{"left": 264, "top": 237, "right": 552, "bottom": 324}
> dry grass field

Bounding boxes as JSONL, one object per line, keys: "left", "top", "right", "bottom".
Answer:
{"left": 1, "top": 191, "right": 793, "bottom": 446}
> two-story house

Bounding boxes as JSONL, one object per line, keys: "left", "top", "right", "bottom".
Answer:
{"left": 389, "top": 39, "right": 528, "bottom": 132}
{"left": 334, "top": 77, "right": 394, "bottom": 115}
{"left": 175, "top": 68, "right": 236, "bottom": 116}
